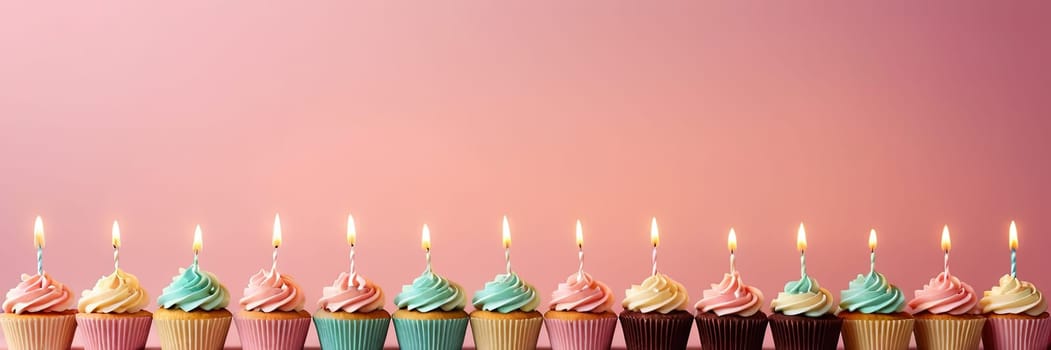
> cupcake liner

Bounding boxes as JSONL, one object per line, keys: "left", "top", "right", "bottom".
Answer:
{"left": 981, "top": 317, "right": 1051, "bottom": 350}
{"left": 313, "top": 316, "right": 390, "bottom": 350}
{"left": 470, "top": 315, "right": 543, "bottom": 350}
{"left": 912, "top": 317, "right": 984, "bottom": 350}
{"left": 694, "top": 313, "right": 768, "bottom": 350}
{"left": 76, "top": 314, "right": 153, "bottom": 350}
{"left": 234, "top": 315, "right": 311, "bottom": 350}
{"left": 392, "top": 316, "right": 468, "bottom": 350}
{"left": 768, "top": 314, "right": 842, "bottom": 350}
{"left": 618, "top": 312, "right": 693, "bottom": 350}
{"left": 154, "top": 314, "right": 232, "bottom": 350}
{"left": 0, "top": 313, "right": 77, "bottom": 350}
{"left": 544, "top": 317, "right": 618, "bottom": 350}
{"left": 841, "top": 317, "right": 915, "bottom": 350}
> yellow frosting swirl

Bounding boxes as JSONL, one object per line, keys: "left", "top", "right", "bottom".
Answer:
{"left": 622, "top": 273, "right": 689, "bottom": 314}
{"left": 78, "top": 269, "right": 150, "bottom": 314}
{"left": 980, "top": 274, "right": 1047, "bottom": 316}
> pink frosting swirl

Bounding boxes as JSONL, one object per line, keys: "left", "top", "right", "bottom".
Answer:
{"left": 695, "top": 271, "right": 764, "bottom": 317}
{"left": 317, "top": 272, "right": 385, "bottom": 313}
{"left": 239, "top": 269, "right": 306, "bottom": 312}
{"left": 3, "top": 273, "right": 75, "bottom": 314}
{"left": 908, "top": 272, "right": 979, "bottom": 315}
{"left": 549, "top": 272, "right": 614, "bottom": 313}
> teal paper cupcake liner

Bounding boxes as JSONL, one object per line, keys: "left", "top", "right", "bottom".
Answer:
{"left": 313, "top": 316, "right": 391, "bottom": 350}
{"left": 392, "top": 317, "right": 468, "bottom": 350}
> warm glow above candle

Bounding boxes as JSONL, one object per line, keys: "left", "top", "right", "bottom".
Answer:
{"left": 502, "top": 216, "right": 511, "bottom": 248}
{"left": 347, "top": 214, "right": 357, "bottom": 246}
{"left": 868, "top": 229, "right": 877, "bottom": 251}
{"left": 650, "top": 217, "right": 660, "bottom": 247}
{"left": 421, "top": 224, "right": 431, "bottom": 250}
{"left": 112, "top": 221, "right": 122, "bottom": 248}
{"left": 33, "top": 216, "right": 44, "bottom": 249}
{"left": 728, "top": 228, "right": 737, "bottom": 252}
{"left": 941, "top": 225, "right": 951, "bottom": 252}
{"left": 575, "top": 220, "right": 583, "bottom": 247}
{"left": 272, "top": 214, "right": 283, "bottom": 248}
{"left": 1009, "top": 221, "right": 1018, "bottom": 250}
{"left": 796, "top": 223, "right": 807, "bottom": 252}
{"left": 193, "top": 225, "right": 203, "bottom": 253}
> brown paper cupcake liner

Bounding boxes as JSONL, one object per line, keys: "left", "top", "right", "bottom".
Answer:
{"left": 912, "top": 316, "right": 984, "bottom": 350}
{"left": 618, "top": 310, "right": 693, "bottom": 350}
{"left": 694, "top": 312, "right": 768, "bottom": 350}
{"left": 768, "top": 313, "right": 842, "bottom": 350}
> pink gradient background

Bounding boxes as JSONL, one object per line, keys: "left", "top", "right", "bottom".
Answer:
{"left": 2, "top": 1, "right": 1051, "bottom": 348}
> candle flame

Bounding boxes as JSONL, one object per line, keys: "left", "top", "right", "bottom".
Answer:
{"left": 941, "top": 225, "right": 951, "bottom": 252}
{"left": 272, "top": 213, "right": 282, "bottom": 248}
{"left": 112, "top": 221, "right": 122, "bottom": 248}
{"left": 868, "top": 229, "right": 877, "bottom": 251}
{"left": 1009, "top": 221, "right": 1018, "bottom": 250}
{"left": 796, "top": 223, "right": 807, "bottom": 252}
{"left": 728, "top": 228, "right": 737, "bottom": 252}
{"left": 421, "top": 224, "right": 431, "bottom": 250}
{"left": 575, "top": 220, "right": 583, "bottom": 247}
{"left": 650, "top": 217, "right": 659, "bottom": 246}
{"left": 502, "top": 216, "right": 511, "bottom": 248}
{"left": 193, "top": 225, "right": 203, "bottom": 253}
{"left": 33, "top": 216, "right": 45, "bottom": 249}
{"left": 347, "top": 214, "right": 357, "bottom": 246}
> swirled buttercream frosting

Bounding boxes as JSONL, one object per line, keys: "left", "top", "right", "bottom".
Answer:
{"left": 695, "top": 271, "right": 764, "bottom": 317}
{"left": 239, "top": 269, "right": 305, "bottom": 312}
{"left": 549, "top": 272, "right": 614, "bottom": 313}
{"left": 394, "top": 271, "right": 466, "bottom": 312}
{"left": 3, "top": 273, "right": 75, "bottom": 314}
{"left": 472, "top": 272, "right": 540, "bottom": 313}
{"left": 979, "top": 274, "right": 1047, "bottom": 316}
{"left": 78, "top": 269, "right": 150, "bottom": 313}
{"left": 839, "top": 271, "right": 905, "bottom": 314}
{"left": 770, "top": 275, "right": 836, "bottom": 317}
{"left": 907, "top": 272, "right": 978, "bottom": 315}
{"left": 622, "top": 273, "right": 689, "bottom": 314}
{"left": 157, "top": 266, "right": 230, "bottom": 312}
{"left": 318, "top": 272, "right": 385, "bottom": 313}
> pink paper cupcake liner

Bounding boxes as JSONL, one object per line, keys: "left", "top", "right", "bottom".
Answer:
{"left": 912, "top": 317, "right": 984, "bottom": 350}
{"left": 470, "top": 316, "right": 544, "bottom": 350}
{"left": 234, "top": 316, "right": 312, "bottom": 350}
{"left": 76, "top": 315, "right": 152, "bottom": 350}
{"left": 154, "top": 316, "right": 232, "bottom": 350}
{"left": 981, "top": 317, "right": 1051, "bottom": 350}
{"left": 0, "top": 313, "right": 77, "bottom": 350}
{"left": 841, "top": 318, "right": 915, "bottom": 350}
{"left": 544, "top": 317, "right": 617, "bottom": 350}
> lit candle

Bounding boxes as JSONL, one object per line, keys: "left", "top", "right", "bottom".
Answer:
{"left": 728, "top": 228, "right": 737, "bottom": 274}
{"left": 1009, "top": 221, "right": 1018, "bottom": 278}
{"left": 868, "top": 229, "right": 877, "bottom": 273}
{"left": 422, "top": 224, "right": 432, "bottom": 273}
{"left": 650, "top": 217, "right": 660, "bottom": 276}
{"left": 347, "top": 214, "right": 357, "bottom": 276}
{"left": 576, "top": 220, "right": 584, "bottom": 282}
{"left": 797, "top": 223, "right": 807, "bottom": 278}
{"left": 502, "top": 216, "right": 512, "bottom": 274}
{"left": 192, "top": 224, "right": 203, "bottom": 271}
{"left": 941, "top": 225, "right": 951, "bottom": 275}
{"left": 271, "top": 214, "right": 282, "bottom": 276}
{"left": 34, "top": 216, "right": 44, "bottom": 276}
{"left": 112, "top": 220, "right": 122, "bottom": 271}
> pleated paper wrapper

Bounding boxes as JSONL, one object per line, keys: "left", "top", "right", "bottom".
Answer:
{"left": 618, "top": 314, "right": 693, "bottom": 350}
{"left": 76, "top": 314, "right": 152, "bottom": 350}
{"left": 912, "top": 317, "right": 984, "bottom": 350}
{"left": 0, "top": 313, "right": 77, "bottom": 350}
{"left": 391, "top": 316, "right": 468, "bottom": 350}
{"left": 981, "top": 317, "right": 1051, "bottom": 350}
{"left": 841, "top": 318, "right": 915, "bottom": 350}
{"left": 768, "top": 315, "right": 842, "bottom": 350}
{"left": 312, "top": 316, "right": 390, "bottom": 350}
{"left": 544, "top": 317, "right": 617, "bottom": 350}
{"left": 470, "top": 316, "right": 543, "bottom": 350}
{"left": 154, "top": 314, "right": 232, "bottom": 350}
{"left": 234, "top": 316, "right": 311, "bottom": 350}
{"left": 694, "top": 314, "right": 769, "bottom": 350}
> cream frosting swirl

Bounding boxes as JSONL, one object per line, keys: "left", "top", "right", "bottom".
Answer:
{"left": 239, "top": 269, "right": 306, "bottom": 312}
{"left": 622, "top": 273, "right": 689, "bottom": 314}
{"left": 549, "top": 272, "right": 614, "bottom": 313}
{"left": 2, "top": 273, "right": 75, "bottom": 314}
{"left": 979, "top": 274, "right": 1047, "bottom": 316}
{"left": 695, "top": 271, "right": 764, "bottom": 317}
{"left": 771, "top": 275, "right": 836, "bottom": 317}
{"left": 907, "top": 272, "right": 979, "bottom": 315}
{"left": 317, "top": 272, "right": 385, "bottom": 313}
{"left": 78, "top": 269, "right": 150, "bottom": 313}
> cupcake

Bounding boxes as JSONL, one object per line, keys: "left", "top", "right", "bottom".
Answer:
{"left": 234, "top": 269, "right": 310, "bottom": 350}
{"left": 314, "top": 272, "right": 389, "bottom": 350}
{"left": 838, "top": 271, "right": 914, "bottom": 350}
{"left": 545, "top": 272, "right": 617, "bottom": 350}
{"left": 0, "top": 273, "right": 77, "bottom": 350}
{"left": 907, "top": 271, "right": 983, "bottom": 350}
{"left": 155, "top": 265, "right": 232, "bottom": 350}
{"left": 76, "top": 269, "right": 152, "bottom": 350}
{"left": 694, "top": 271, "right": 767, "bottom": 350}
{"left": 471, "top": 272, "right": 543, "bottom": 350}
{"left": 769, "top": 274, "right": 840, "bottom": 350}
{"left": 391, "top": 271, "right": 469, "bottom": 350}
{"left": 978, "top": 274, "right": 1049, "bottom": 350}
{"left": 619, "top": 273, "right": 692, "bottom": 350}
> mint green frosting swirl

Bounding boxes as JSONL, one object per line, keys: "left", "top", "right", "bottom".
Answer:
{"left": 472, "top": 273, "right": 540, "bottom": 313}
{"left": 785, "top": 275, "right": 818, "bottom": 294}
{"left": 157, "top": 266, "right": 230, "bottom": 312}
{"left": 394, "top": 271, "right": 467, "bottom": 312}
{"left": 839, "top": 271, "right": 905, "bottom": 314}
